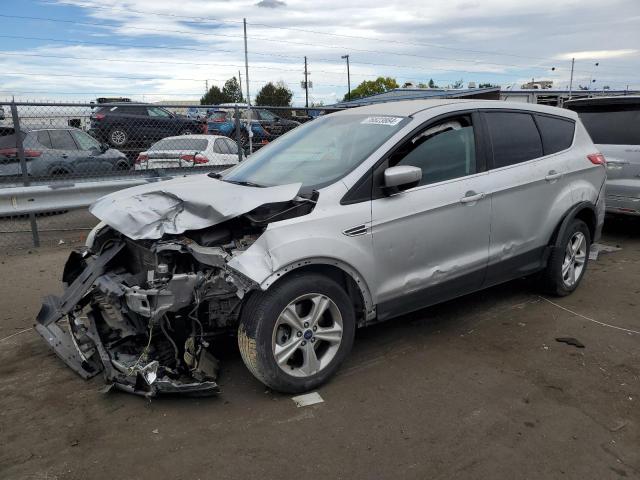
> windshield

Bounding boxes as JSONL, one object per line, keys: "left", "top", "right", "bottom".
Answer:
{"left": 150, "top": 138, "right": 209, "bottom": 151}
{"left": 257, "top": 109, "right": 278, "bottom": 121}
{"left": 223, "top": 113, "right": 409, "bottom": 188}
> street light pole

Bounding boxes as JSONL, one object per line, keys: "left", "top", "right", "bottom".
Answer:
{"left": 304, "top": 56, "right": 309, "bottom": 108}
{"left": 341, "top": 54, "right": 350, "bottom": 101}
{"left": 568, "top": 57, "right": 575, "bottom": 99}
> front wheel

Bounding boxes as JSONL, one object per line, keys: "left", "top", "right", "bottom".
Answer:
{"left": 541, "top": 218, "right": 591, "bottom": 296}
{"left": 238, "top": 273, "right": 355, "bottom": 393}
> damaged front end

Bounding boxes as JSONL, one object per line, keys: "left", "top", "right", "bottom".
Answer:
{"left": 36, "top": 178, "right": 315, "bottom": 397}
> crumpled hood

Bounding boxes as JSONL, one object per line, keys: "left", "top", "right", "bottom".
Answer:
{"left": 90, "top": 174, "right": 302, "bottom": 240}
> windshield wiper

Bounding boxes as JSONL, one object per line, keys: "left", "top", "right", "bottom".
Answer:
{"left": 222, "top": 179, "right": 266, "bottom": 188}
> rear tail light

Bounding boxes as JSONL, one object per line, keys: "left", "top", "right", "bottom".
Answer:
{"left": 587, "top": 153, "right": 606, "bottom": 165}
{"left": 194, "top": 153, "right": 209, "bottom": 164}
{"left": 135, "top": 153, "right": 149, "bottom": 164}
{"left": 201, "top": 122, "right": 207, "bottom": 134}
{"left": 0, "top": 147, "right": 42, "bottom": 158}
{"left": 92, "top": 113, "right": 105, "bottom": 121}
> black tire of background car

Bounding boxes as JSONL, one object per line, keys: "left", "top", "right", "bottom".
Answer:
{"left": 49, "top": 167, "right": 71, "bottom": 177}
{"left": 108, "top": 127, "right": 128, "bottom": 147}
{"left": 541, "top": 218, "right": 591, "bottom": 296}
{"left": 237, "top": 273, "right": 356, "bottom": 393}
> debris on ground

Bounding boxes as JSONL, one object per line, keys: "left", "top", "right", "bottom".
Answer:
{"left": 590, "top": 243, "right": 622, "bottom": 260}
{"left": 555, "top": 337, "right": 585, "bottom": 348}
{"left": 292, "top": 391, "right": 324, "bottom": 407}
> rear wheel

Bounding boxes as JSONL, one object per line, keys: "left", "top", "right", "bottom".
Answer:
{"left": 541, "top": 218, "right": 591, "bottom": 296}
{"left": 238, "top": 273, "right": 355, "bottom": 393}
{"left": 108, "top": 127, "right": 128, "bottom": 147}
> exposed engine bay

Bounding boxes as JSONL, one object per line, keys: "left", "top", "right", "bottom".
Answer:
{"left": 35, "top": 178, "right": 316, "bottom": 397}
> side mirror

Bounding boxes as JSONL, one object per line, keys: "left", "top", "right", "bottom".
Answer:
{"left": 383, "top": 165, "right": 422, "bottom": 192}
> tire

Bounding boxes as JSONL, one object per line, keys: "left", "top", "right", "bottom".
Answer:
{"left": 108, "top": 127, "right": 128, "bottom": 147}
{"left": 541, "top": 218, "right": 591, "bottom": 296}
{"left": 49, "top": 167, "right": 71, "bottom": 177}
{"left": 180, "top": 129, "right": 195, "bottom": 135}
{"left": 238, "top": 273, "right": 356, "bottom": 393}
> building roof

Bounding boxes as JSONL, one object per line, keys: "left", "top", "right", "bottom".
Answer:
{"left": 332, "top": 87, "right": 501, "bottom": 107}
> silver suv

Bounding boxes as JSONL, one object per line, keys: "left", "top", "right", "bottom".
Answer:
{"left": 565, "top": 96, "right": 640, "bottom": 216}
{"left": 36, "top": 100, "right": 606, "bottom": 397}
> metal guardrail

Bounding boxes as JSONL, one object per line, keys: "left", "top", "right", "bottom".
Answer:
{"left": 0, "top": 169, "right": 224, "bottom": 216}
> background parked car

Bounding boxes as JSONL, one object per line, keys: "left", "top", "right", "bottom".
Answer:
{"left": 186, "top": 107, "right": 216, "bottom": 120}
{"left": 207, "top": 106, "right": 300, "bottom": 150}
{"left": 89, "top": 104, "right": 206, "bottom": 153}
{"left": 565, "top": 96, "right": 640, "bottom": 216}
{"left": 0, "top": 105, "right": 5, "bottom": 121}
{"left": 135, "top": 134, "right": 241, "bottom": 170}
{"left": 0, "top": 126, "right": 129, "bottom": 177}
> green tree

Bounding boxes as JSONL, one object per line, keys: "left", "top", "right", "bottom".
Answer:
{"left": 428, "top": 78, "right": 439, "bottom": 88}
{"left": 200, "top": 85, "right": 225, "bottom": 105}
{"left": 255, "top": 81, "right": 293, "bottom": 106}
{"left": 478, "top": 82, "right": 499, "bottom": 88}
{"left": 451, "top": 79, "right": 464, "bottom": 89}
{"left": 344, "top": 77, "right": 398, "bottom": 101}
{"left": 222, "top": 76, "right": 244, "bottom": 103}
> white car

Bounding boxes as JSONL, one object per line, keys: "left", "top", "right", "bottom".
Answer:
{"left": 134, "top": 134, "right": 241, "bottom": 170}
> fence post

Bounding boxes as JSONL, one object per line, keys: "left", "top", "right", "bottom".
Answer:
{"left": 10, "top": 102, "right": 40, "bottom": 247}
{"left": 234, "top": 105, "right": 243, "bottom": 163}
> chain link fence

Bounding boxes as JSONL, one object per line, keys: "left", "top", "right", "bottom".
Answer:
{"left": 0, "top": 101, "right": 341, "bottom": 251}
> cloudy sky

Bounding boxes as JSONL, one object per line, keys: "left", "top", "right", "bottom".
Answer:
{"left": 2, "top": 0, "right": 639, "bottom": 104}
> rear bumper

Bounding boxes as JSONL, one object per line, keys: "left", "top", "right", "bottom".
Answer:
{"left": 605, "top": 194, "right": 640, "bottom": 216}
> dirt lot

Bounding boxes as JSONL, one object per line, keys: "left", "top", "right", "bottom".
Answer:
{"left": 1, "top": 215, "right": 639, "bottom": 480}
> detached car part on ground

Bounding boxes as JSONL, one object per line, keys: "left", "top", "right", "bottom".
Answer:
{"left": 36, "top": 100, "right": 606, "bottom": 397}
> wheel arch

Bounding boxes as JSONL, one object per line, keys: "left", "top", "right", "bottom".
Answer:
{"left": 259, "top": 259, "right": 375, "bottom": 326}
{"left": 548, "top": 201, "right": 597, "bottom": 249}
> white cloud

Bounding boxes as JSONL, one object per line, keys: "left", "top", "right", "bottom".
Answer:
{"left": 2, "top": 0, "right": 639, "bottom": 102}
{"left": 555, "top": 49, "right": 638, "bottom": 60}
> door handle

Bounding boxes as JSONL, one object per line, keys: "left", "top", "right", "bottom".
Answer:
{"left": 545, "top": 170, "right": 562, "bottom": 181}
{"left": 460, "top": 191, "right": 485, "bottom": 204}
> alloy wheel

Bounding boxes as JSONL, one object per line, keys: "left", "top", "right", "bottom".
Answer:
{"left": 272, "top": 293, "right": 343, "bottom": 378}
{"left": 562, "top": 232, "right": 587, "bottom": 287}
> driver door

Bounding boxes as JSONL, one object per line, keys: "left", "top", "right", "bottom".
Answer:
{"left": 371, "top": 112, "right": 492, "bottom": 320}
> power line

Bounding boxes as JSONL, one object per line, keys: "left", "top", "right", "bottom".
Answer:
{"left": 52, "top": 1, "right": 639, "bottom": 72}
{"left": 0, "top": 13, "right": 608, "bottom": 77}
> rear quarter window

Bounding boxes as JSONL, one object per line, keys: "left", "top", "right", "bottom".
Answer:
{"left": 484, "top": 111, "right": 543, "bottom": 168}
{"left": 534, "top": 115, "right": 575, "bottom": 155}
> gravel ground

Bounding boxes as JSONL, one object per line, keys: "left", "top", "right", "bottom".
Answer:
{"left": 0, "top": 215, "right": 638, "bottom": 480}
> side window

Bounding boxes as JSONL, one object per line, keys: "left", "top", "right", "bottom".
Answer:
{"left": 391, "top": 115, "right": 476, "bottom": 186}
{"left": 224, "top": 138, "right": 239, "bottom": 154}
{"left": 535, "top": 115, "right": 575, "bottom": 155}
{"left": 71, "top": 130, "right": 101, "bottom": 150}
{"left": 48, "top": 130, "right": 78, "bottom": 150}
{"left": 484, "top": 112, "right": 543, "bottom": 168}
{"left": 36, "top": 131, "right": 52, "bottom": 148}
{"left": 147, "top": 107, "right": 172, "bottom": 118}
{"left": 213, "top": 139, "right": 228, "bottom": 154}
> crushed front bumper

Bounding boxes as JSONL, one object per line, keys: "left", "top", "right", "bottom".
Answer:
{"left": 35, "top": 242, "right": 220, "bottom": 397}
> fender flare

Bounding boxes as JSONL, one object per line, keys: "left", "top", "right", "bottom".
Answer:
{"left": 551, "top": 201, "right": 597, "bottom": 250}
{"left": 260, "top": 257, "right": 376, "bottom": 321}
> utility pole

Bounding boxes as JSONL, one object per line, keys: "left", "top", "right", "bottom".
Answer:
{"left": 238, "top": 70, "right": 242, "bottom": 101}
{"left": 304, "top": 56, "right": 309, "bottom": 108}
{"left": 568, "top": 57, "right": 575, "bottom": 99}
{"left": 243, "top": 18, "right": 252, "bottom": 153}
{"left": 341, "top": 54, "right": 350, "bottom": 101}
{"left": 205, "top": 79, "right": 208, "bottom": 95}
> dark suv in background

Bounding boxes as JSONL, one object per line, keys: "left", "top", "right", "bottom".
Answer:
{"left": 89, "top": 104, "right": 206, "bottom": 155}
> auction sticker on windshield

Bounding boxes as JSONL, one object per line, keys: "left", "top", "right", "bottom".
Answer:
{"left": 361, "top": 116, "right": 404, "bottom": 126}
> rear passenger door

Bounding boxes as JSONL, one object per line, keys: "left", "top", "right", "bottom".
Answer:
{"left": 47, "top": 129, "right": 82, "bottom": 174}
{"left": 481, "top": 110, "right": 575, "bottom": 285}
